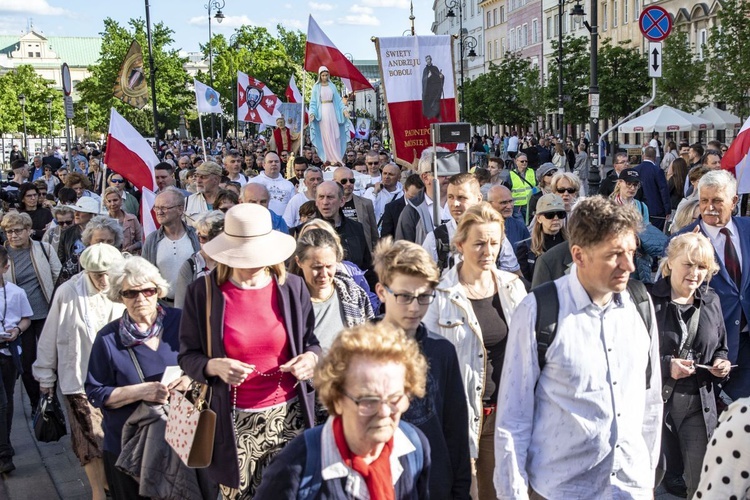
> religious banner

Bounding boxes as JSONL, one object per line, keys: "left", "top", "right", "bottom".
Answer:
{"left": 355, "top": 118, "right": 370, "bottom": 140}
{"left": 236, "top": 71, "right": 282, "bottom": 126}
{"left": 374, "top": 35, "right": 457, "bottom": 167}
{"left": 113, "top": 40, "right": 149, "bottom": 109}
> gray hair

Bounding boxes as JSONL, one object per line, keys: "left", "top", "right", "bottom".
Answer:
{"left": 107, "top": 256, "right": 170, "bottom": 303}
{"left": 81, "top": 216, "right": 124, "bottom": 248}
{"left": 417, "top": 146, "right": 450, "bottom": 174}
{"left": 698, "top": 169, "right": 737, "bottom": 198}
{"left": 51, "top": 205, "right": 75, "bottom": 217}
{"left": 304, "top": 166, "right": 323, "bottom": 179}
{"left": 158, "top": 186, "right": 186, "bottom": 206}
{"left": 194, "top": 210, "right": 225, "bottom": 240}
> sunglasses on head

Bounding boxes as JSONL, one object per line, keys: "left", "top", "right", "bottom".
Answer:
{"left": 556, "top": 187, "right": 577, "bottom": 194}
{"left": 120, "top": 288, "right": 158, "bottom": 299}
{"left": 338, "top": 178, "right": 355, "bottom": 185}
{"left": 541, "top": 211, "right": 567, "bottom": 220}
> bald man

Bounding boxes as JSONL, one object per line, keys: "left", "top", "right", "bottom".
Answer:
{"left": 242, "top": 183, "right": 290, "bottom": 233}
{"left": 364, "top": 163, "right": 403, "bottom": 225}
{"left": 487, "top": 184, "right": 530, "bottom": 247}
{"left": 333, "top": 167, "right": 378, "bottom": 251}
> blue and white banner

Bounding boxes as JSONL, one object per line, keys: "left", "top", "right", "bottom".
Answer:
{"left": 194, "top": 78, "right": 223, "bottom": 114}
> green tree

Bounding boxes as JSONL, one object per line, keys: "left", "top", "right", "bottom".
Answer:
{"left": 706, "top": 0, "right": 750, "bottom": 118}
{"left": 599, "top": 38, "right": 651, "bottom": 121}
{"left": 656, "top": 31, "right": 705, "bottom": 111}
{"left": 75, "top": 18, "right": 192, "bottom": 138}
{"left": 545, "top": 35, "right": 590, "bottom": 127}
{"left": 0, "top": 65, "right": 65, "bottom": 137}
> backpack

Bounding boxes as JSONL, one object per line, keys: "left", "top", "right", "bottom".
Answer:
{"left": 532, "top": 279, "right": 653, "bottom": 389}
{"left": 434, "top": 223, "right": 453, "bottom": 273}
{"left": 297, "top": 421, "right": 424, "bottom": 500}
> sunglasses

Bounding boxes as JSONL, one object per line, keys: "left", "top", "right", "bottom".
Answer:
{"left": 365, "top": 162, "right": 379, "bottom": 166}
{"left": 541, "top": 211, "right": 567, "bottom": 220}
{"left": 556, "top": 188, "right": 577, "bottom": 194}
{"left": 338, "top": 178, "right": 355, "bottom": 185}
{"left": 110, "top": 178, "right": 125, "bottom": 183}
{"left": 120, "top": 287, "right": 158, "bottom": 299}
{"left": 544, "top": 171, "right": 557, "bottom": 177}
{"left": 517, "top": 160, "right": 528, "bottom": 164}
{"left": 57, "top": 220, "right": 74, "bottom": 226}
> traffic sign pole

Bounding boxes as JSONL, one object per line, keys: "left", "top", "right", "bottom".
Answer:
{"left": 61, "top": 63, "right": 73, "bottom": 156}
{"left": 648, "top": 42, "right": 663, "bottom": 78}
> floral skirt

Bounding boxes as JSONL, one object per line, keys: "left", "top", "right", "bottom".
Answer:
{"left": 63, "top": 394, "right": 104, "bottom": 466}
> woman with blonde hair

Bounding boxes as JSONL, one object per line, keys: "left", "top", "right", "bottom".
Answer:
{"left": 515, "top": 194, "right": 567, "bottom": 281}
{"left": 650, "top": 233, "right": 730, "bottom": 498}
{"left": 423, "top": 202, "right": 526, "bottom": 499}
{"left": 549, "top": 171, "right": 581, "bottom": 214}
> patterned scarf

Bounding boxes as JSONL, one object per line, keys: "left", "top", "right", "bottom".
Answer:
{"left": 118, "top": 305, "right": 166, "bottom": 348}
{"left": 332, "top": 416, "right": 395, "bottom": 500}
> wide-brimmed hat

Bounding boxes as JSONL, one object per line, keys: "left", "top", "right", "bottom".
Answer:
{"left": 80, "top": 243, "right": 124, "bottom": 272}
{"left": 74, "top": 196, "right": 101, "bottom": 214}
{"left": 202, "top": 204, "right": 296, "bottom": 267}
{"left": 536, "top": 193, "right": 566, "bottom": 215}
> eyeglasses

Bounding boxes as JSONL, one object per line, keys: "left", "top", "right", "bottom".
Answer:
{"left": 5, "top": 228, "right": 27, "bottom": 235}
{"left": 623, "top": 181, "right": 641, "bottom": 188}
{"left": 365, "top": 162, "right": 379, "bottom": 166}
{"left": 556, "top": 188, "right": 577, "bottom": 194}
{"left": 120, "top": 287, "right": 158, "bottom": 299}
{"left": 541, "top": 211, "right": 567, "bottom": 220}
{"left": 110, "top": 178, "right": 125, "bottom": 184}
{"left": 338, "top": 178, "right": 355, "bottom": 185}
{"left": 344, "top": 392, "right": 407, "bottom": 417}
{"left": 384, "top": 285, "right": 435, "bottom": 305}
{"left": 57, "top": 220, "right": 74, "bottom": 226}
{"left": 153, "top": 205, "right": 181, "bottom": 213}
{"left": 517, "top": 160, "right": 528, "bottom": 164}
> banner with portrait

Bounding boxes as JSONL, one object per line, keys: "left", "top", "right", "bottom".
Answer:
{"left": 355, "top": 118, "right": 370, "bottom": 140}
{"left": 374, "top": 35, "right": 457, "bottom": 168}
{"left": 277, "top": 103, "right": 304, "bottom": 134}
{"left": 113, "top": 40, "right": 149, "bottom": 109}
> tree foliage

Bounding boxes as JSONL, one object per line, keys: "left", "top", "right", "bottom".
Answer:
{"left": 656, "top": 31, "right": 705, "bottom": 111}
{"left": 75, "top": 18, "right": 192, "bottom": 138}
{"left": 0, "top": 65, "right": 66, "bottom": 136}
{"left": 598, "top": 38, "right": 651, "bottom": 121}
{"left": 463, "top": 53, "right": 544, "bottom": 128}
{"left": 706, "top": 0, "right": 750, "bottom": 118}
{"left": 544, "top": 35, "right": 590, "bottom": 127}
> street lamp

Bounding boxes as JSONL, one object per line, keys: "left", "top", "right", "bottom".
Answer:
{"left": 445, "top": 0, "right": 469, "bottom": 120}
{"left": 18, "top": 94, "right": 28, "bottom": 159}
{"left": 46, "top": 97, "right": 53, "bottom": 149}
{"left": 206, "top": 0, "right": 226, "bottom": 140}
{"left": 84, "top": 105, "right": 90, "bottom": 142}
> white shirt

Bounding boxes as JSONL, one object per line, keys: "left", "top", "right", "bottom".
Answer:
{"left": 508, "top": 136, "right": 519, "bottom": 153}
{"left": 247, "top": 172, "right": 296, "bottom": 216}
{"left": 494, "top": 265, "right": 662, "bottom": 499}
{"left": 283, "top": 191, "right": 315, "bottom": 229}
{"left": 0, "top": 282, "right": 33, "bottom": 356}
{"left": 156, "top": 233, "right": 195, "bottom": 300}
{"left": 227, "top": 172, "right": 248, "bottom": 187}
{"left": 363, "top": 182, "right": 403, "bottom": 224}
{"left": 421, "top": 218, "right": 520, "bottom": 274}
{"left": 701, "top": 219, "right": 743, "bottom": 272}
{"left": 424, "top": 194, "right": 452, "bottom": 225}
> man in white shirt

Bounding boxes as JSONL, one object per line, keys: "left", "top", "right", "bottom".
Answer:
{"left": 364, "top": 163, "right": 403, "bottom": 224}
{"left": 185, "top": 161, "right": 222, "bottom": 223}
{"left": 223, "top": 150, "right": 247, "bottom": 187}
{"left": 495, "top": 196, "right": 662, "bottom": 499}
{"left": 282, "top": 166, "right": 323, "bottom": 228}
{"left": 248, "top": 152, "right": 295, "bottom": 216}
{"left": 365, "top": 150, "right": 382, "bottom": 185}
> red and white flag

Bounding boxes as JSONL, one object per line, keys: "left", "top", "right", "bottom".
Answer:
{"left": 723, "top": 116, "right": 750, "bottom": 194}
{"left": 286, "top": 74, "right": 309, "bottom": 125}
{"left": 104, "top": 108, "right": 158, "bottom": 192}
{"left": 140, "top": 188, "right": 158, "bottom": 237}
{"left": 237, "top": 71, "right": 282, "bottom": 126}
{"left": 304, "top": 15, "right": 373, "bottom": 92}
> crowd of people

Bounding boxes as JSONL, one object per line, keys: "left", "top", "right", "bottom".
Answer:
{"left": 0, "top": 130, "right": 747, "bottom": 500}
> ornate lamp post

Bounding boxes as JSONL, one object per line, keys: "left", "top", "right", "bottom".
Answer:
{"left": 206, "top": 0, "right": 226, "bottom": 140}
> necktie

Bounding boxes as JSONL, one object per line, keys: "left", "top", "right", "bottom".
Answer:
{"left": 720, "top": 227, "right": 741, "bottom": 288}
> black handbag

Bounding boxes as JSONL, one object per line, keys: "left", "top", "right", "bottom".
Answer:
{"left": 33, "top": 393, "right": 67, "bottom": 442}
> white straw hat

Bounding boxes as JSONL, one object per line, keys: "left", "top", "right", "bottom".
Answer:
{"left": 202, "top": 204, "right": 296, "bottom": 267}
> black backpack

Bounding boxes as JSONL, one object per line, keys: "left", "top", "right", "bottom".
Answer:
{"left": 532, "top": 279, "right": 653, "bottom": 388}
{"left": 434, "top": 224, "right": 453, "bottom": 272}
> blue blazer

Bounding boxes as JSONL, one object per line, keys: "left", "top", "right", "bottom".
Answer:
{"left": 634, "top": 160, "right": 671, "bottom": 217}
{"left": 676, "top": 216, "right": 750, "bottom": 398}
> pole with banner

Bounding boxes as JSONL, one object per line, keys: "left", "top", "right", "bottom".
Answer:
{"left": 61, "top": 63, "right": 74, "bottom": 157}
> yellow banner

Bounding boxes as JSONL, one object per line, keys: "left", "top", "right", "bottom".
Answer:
{"left": 113, "top": 40, "right": 149, "bottom": 109}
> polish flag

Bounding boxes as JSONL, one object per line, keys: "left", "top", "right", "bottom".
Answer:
{"left": 304, "top": 15, "right": 373, "bottom": 92}
{"left": 104, "top": 108, "right": 157, "bottom": 192}
{"left": 140, "top": 187, "right": 158, "bottom": 237}
{"left": 286, "top": 74, "right": 309, "bottom": 124}
{"left": 722, "top": 116, "right": 750, "bottom": 194}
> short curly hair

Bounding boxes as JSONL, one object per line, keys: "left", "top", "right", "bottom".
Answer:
{"left": 314, "top": 323, "right": 427, "bottom": 415}
{"left": 81, "top": 216, "right": 124, "bottom": 248}
{"left": 1, "top": 212, "right": 32, "bottom": 230}
{"left": 107, "top": 256, "right": 170, "bottom": 303}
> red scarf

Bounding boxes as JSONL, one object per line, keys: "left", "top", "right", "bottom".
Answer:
{"left": 332, "top": 416, "right": 395, "bottom": 500}
{"left": 273, "top": 127, "right": 292, "bottom": 152}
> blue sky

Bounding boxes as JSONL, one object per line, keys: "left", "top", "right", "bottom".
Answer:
{"left": 0, "top": 0, "right": 433, "bottom": 60}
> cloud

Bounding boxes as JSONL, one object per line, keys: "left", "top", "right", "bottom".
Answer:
{"left": 309, "top": 2, "right": 334, "bottom": 10}
{"left": 0, "top": 0, "right": 68, "bottom": 16}
{"left": 269, "top": 18, "right": 305, "bottom": 30}
{"left": 350, "top": 5, "right": 374, "bottom": 14}
{"left": 187, "top": 14, "right": 254, "bottom": 28}
{"left": 361, "top": 0, "right": 409, "bottom": 7}
{"left": 336, "top": 14, "right": 380, "bottom": 26}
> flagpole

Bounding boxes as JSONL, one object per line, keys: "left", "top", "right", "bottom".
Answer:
{"left": 301, "top": 71, "right": 306, "bottom": 159}
{"left": 100, "top": 161, "right": 109, "bottom": 214}
{"left": 198, "top": 112, "right": 207, "bottom": 160}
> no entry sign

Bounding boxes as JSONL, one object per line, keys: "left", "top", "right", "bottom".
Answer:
{"left": 639, "top": 6, "right": 673, "bottom": 42}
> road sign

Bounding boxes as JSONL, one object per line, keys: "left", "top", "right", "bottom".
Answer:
{"left": 63, "top": 95, "right": 74, "bottom": 119}
{"left": 589, "top": 94, "right": 600, "bottom": 107}
{"left": 639, "top": 6, "right": 673, "bottom": 42}
{"left": 590, "top": 105, "right": 600, "bottom": 119}
{"left": 61, "top": 63, "right": 72, "bottom": 96}
{"left": 649, "top": 42, "right": 663, "bottom": 78}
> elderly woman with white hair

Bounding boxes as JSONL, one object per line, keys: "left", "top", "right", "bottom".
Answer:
{"left": 57, "top": 215, "right": 124, "bottom": 288}
{"left": 34, "top": 244, "right": 126, "bottom": 500}
{"left": 85, "top": 257, "right": 190, "bottom": 500}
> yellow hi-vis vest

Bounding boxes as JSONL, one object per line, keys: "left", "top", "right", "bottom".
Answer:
{"left": 509, "top": 168, "right": 536, "bottom": 207}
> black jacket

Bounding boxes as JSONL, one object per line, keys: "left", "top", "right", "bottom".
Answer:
{"left": 530, "top": 240, "right": 573, "bottom": 288}
{"left": 380, "top": 196, "right": 407, "bottom": 239}
{"left": 650, "top": 277, "right": 728, "bottom": 437}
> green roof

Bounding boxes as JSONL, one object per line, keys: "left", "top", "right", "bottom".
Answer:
{"left": 353, "top": 59, "right": 380, "bottom": 81}
{"left": 0, "top": 34, "right": 102, "bottom": 68}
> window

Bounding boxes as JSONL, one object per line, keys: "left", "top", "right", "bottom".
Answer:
{"left": 35, "top": 52, "right": 40, "bottom": 57}
{"left": 603, "top": 3, "right": 608, "bottom": 31}
{"left": 547, "top": 17, "right": 553, "bottom": 39}
{"left": 554, "top": 15, "right": 559, "bottom": 36}
{"left": 487, "top": 11, "right": 492, "bottom": 27}
{"left": 510, "top": 29, "right": 515, "bottom": 50}
{"left": 624, "top": 0, "right": 628, "bottom": 23}
{"left": 493, "top": 8, "right": 497, "bottom": 25}
{"left": 27, "top": 51, "right": 33, "bottom": 57}
{"left": 499, "top": 6, "right": 505, "bottom": 23}
{"left": 563, "top": 12, "right": 568, "bottom": 34}
{"left": 699, "top": 29, "right": 707, "bottom": 60}
{"left": 488, "top": 41, "right": 492, "bottom": 59}
{"left": 494, "top": 39, "right": 498, "bottom": 58}
{"left": 522, "top": 24, "right": 528, "bottom": 47}
{"left": 613, "top": 0, "right": 618, "bottom": 27}
{"left": 634, "top": 0, "right": 640, "bottom": 21}
{"left": 532, "top": 18, "right": 539, "bottom": 43}
{"left": 501, "top": 38, "right": 505, "bottom": 55}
